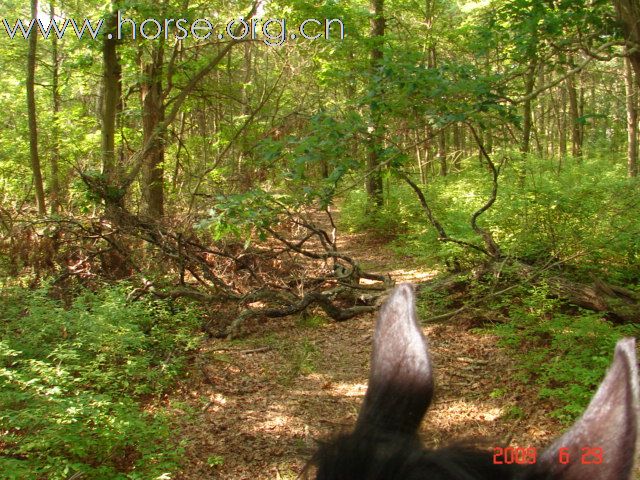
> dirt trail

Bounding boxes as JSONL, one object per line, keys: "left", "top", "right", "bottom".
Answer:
{"left": 172, "top": 229, "right": 565, "bottom": 479}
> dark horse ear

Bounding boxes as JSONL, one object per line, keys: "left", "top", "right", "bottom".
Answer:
{"left": 355, "top": 284, "right": 434, "bottom": 435}
{"left": 537, "top": 338, "right": 639, "bottom": 480}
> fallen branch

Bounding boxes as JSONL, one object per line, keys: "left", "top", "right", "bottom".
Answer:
{"left": 227, "top": 288, "right": 383, "bottom": 338}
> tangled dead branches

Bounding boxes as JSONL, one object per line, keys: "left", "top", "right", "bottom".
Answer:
{"left": 2, "top": 204, "right": 392, "bottom": 338}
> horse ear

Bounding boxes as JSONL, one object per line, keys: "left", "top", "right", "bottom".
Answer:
{"left": 537, "top": 338, "right": 639, "bottom": 480}
{"left": 356, "top": 283, "right": 434, "bottom": 435}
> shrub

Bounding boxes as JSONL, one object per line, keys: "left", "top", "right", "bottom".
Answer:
{"left": 490, "top": 285, "right": 637, "bottom": 423}
{"left": 0, "top": 283, "right": 203, "bottom": 479}
{"left": 339, "top": 153, "right": 640, "bottom": 280}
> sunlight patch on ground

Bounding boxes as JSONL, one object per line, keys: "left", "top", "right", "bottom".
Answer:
{"left": 293, "top": 375, "right": 367, "bottom": 398}
{"left": 434, "top": 401, "right": 504, "bottom": 423}
{"left": 387, "top": 268, "right": 439, "bottom": 283}
{"left": 204, "top": 393, "right": 228, "bottom": 413}
{"left": 256, "top": 412, "right": 295, "bottom": 433}
{"left": 330, "top": 381, "right": 367, "bottom": 397}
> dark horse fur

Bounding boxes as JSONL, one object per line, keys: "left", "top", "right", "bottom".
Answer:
{"left": 307, "top": 284, "right": 639, "bottom": 480}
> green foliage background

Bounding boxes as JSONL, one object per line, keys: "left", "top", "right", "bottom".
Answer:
{"left": 0, "top": 284, "right": 202, "bottom": 479}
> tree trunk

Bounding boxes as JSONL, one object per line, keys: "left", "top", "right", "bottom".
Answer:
{"left": 537, "top": 66, "right": 547, "bottom": 158}
{"left": 543, "top": 272, "right": 640, "bottom": 324}
{"left": 415, "top": 129, "right": 426, "bottom": 183}
{"left": 49, "top": 0, "right": 62, "bottom": 213}
{"left": 27, "top": 0, "right": 46, "bottom": 214}
{"left": 173, "top": 111, "right": 186, "bottom": 191}
{"left": 558, "top": 83, "right": 567, "bottom": 164}
{"left": 366, "top": 0, "right": 385, "bottom": 209}
{"left": 614, "top": 0, "right": 640, "bottom": 85}
{"left": 98, "top": 1, "right": 130, "bottom": 278}
{"left": 141, "top": 44, "right": 165, "bottom": 218}
{"left": 567, "top": 72, "right": 582, "bottom": 159}
{"left": 624, "top": 53, "right": 639, "bottom": 177}
{"left": 438, "top": 128, "right": 447, "bottom": 176}
{"left": 101, "top": 3, "right": 121, "bottom": 195}
{"left": 453, "top": 123, "right": 462, "bottom": 171}
{"left": 520, "top": 61, "right": 536, "bottom": 154}
{"left": 424, "top": 124, "right": 434, "bottom": 180}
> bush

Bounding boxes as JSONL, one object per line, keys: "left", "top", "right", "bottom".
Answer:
{"left": 339, "top": 153, "right": 640, "bottom": 280}
{"left": 0, "top": 284, "right": 203, "bottom": 479}
{"left": 490, "top": 284, "right": 637, "bottom": 423}
{"left": 340, "top": 186, "right": 414, "bottom": 235}
{"left": 487, "top": 154, "right": 640, "bottom": 279}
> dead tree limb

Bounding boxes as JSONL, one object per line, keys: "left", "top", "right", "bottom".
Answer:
{"left": 467, "top": 124, "right": 502, "bottom": 259}
{"left": 399, "top": 172, "right": 490, "bottom": 256}
{"left": 227, "top": 289, "right": 380, "bottom": 338}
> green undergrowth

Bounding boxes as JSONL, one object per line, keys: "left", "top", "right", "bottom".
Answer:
{"left": 414, "top": 272, "right": 638, "bottom": 425}
{"left": 343, "top": 152, "right": 640, "bottom": 425}
{"left": 340, "top": 153, "right": 640, "bottom": 280}
{"left": 487, "top": 284, "right": 637, "bottom": 424}
{"left": 0, "top": 282, "right": 204, "bottom": 479}
{"left": 258, "top": 318, "right": 322, "bottom": 385}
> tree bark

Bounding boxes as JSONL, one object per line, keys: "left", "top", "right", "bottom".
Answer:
{"left": 567, "top": 72, "right": 583, "bottom": 159}
{"left": 453, "top": 123, "right": 462, "bottom": 171}
{"left": 366, "top": 0, "right": 385, "bottom": 209}
{"left": 438, "top": 128, "right": 447, "bottom": 176}
{"left": 173, "top": 111, "right": 186, "bottom": 191}
{"left": 97, "top": 1, "right": 130, "bottom": 278}
{"left": 624, "top": 53, "right": 639, "bottom": 177}
{"left": 614, "top": 0, "right": 640, "bottom": 85}
{"left": 49, "top": 0, "right": 62, "bottom": 213}
{"left": 27, "top": 0, "right": 46, "bottom": 214}
{"left": 558, "top": 82, "right": 567, "bottom": 164}
{"left": 415, "top": 130, "right": 426, "bottom": 183}
{"left": 537, "top": 66, "right": 546, "bottom": 157}
{"left": 101, "top": 3, "right": 122, "bottom": 197}
{"left": 521, "top": 61, "right": 536, "bottom": 154}
{"left": 141, "top": 43, "right": 165, "bottom": 218}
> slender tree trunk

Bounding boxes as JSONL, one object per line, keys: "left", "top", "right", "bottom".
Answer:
{"left": 49, "top": 0, "right": 62, "bottom": 213}
{"left": 141, "top": 43, "right": 165, "bottom": 218}
{"left": 438, "top": 129, "right": 447, "bottom": 176}
{"left": 423, "top": 45, "right": 437, "bottom": 181}
{"left": 139, "top": 0, "right": 166, "bottom": 218}
{"left": 579, "top": 84, "right": 585, "bottom": 154}
{"left": 173, "top": 111, "right": 186, "bottom": 190}
{"left": 485, "top": 128, "right": 493, "bottom": 154}
{"left": 27, "top": 0, "right": 46, "bottom": 214}
{"left": 624, "top": 54, "right": 639, "bottom": 177}
{"left": 366, "top": 0, "right": 385, "bottom": 209}
{"left": 99, "top": 1, "right": 130, "bottom": 278}
{"left": 567, "top": 71, "right": 582, "bottom": 159}
{"left": 537, "top": 66, "right": 547, "bottom": 158}
{"left": 521, "top": 61, "right": 536, "bottom": 154}
{"left": 453, "top": 123, "right": 462, "bottom": 171}
{"left": 415, "top": 130, "right": 426, "bottom": 183}
{"left": 196, "top": 102, "right": 210, "bottom": 167}
{"left": 559, "top": 83, "right": 567, "bottom": 162}
{"left": 425, "top": 46, "right": 447, "bottom": 176}
{"left": 234, "top": 42, "right": 252, "bottom": 187}
{"left": 101, "top": 4, "right": 121, "bottom": 194}
{"left": 460, "top": 123, "right": 467, "bottom": 157}
{"left": 424, "top": 124, "right": 433, "bottom": 181}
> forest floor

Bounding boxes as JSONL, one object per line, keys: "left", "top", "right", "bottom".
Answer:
{"left": 169, "top": 229, "right": 572, "bottom": 479}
